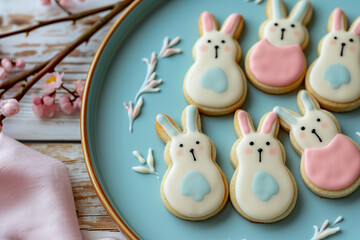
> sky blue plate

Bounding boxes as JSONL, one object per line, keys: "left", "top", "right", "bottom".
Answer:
{"left": 83, "top": 0, "right": 360, "bottom": 239}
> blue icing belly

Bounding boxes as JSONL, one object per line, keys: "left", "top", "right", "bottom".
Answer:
{"left": 180, "top": 170, "right": 211, "bottom": 201}
{"left": 252, "top": 170, "right": 279, "bottom": 201}
{"left": 323, "top": 63, "right": 350, "bottom": 89}
{"left": 200, "top": 67, "right": 228, "bottom": 93}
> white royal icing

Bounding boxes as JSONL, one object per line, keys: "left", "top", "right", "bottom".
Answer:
{"left": 124, "top": 37, "right": 181, "bottom": 132}
{"left": 263, "top": 0, "right": 310, "bottom": 47}
{"left": 232, "top": 111, "right": 296, "bottom": 221}
{"left": 132, "top": 148, "right": 160, "bottom": 178}
{"left": 311, "top": 216, "right": 343, "bottom": 240}
{"left": 184, "top": 12, "right": 245, "bottom": 108}
{"left": 309, "top": 24, "right": 360, "bottom": 102}
{"left": 156, "top": 105, "right": 226, "bottom": 218}
{"left": 274, "top": 91, "right": 340, "bottom": 151}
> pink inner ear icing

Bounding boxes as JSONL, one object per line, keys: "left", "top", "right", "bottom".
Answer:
{"left": 202, "top": 12, "right": 214, "bottom": 32}
{"left": 352, "top": 20, "right": 360, "bottom": 36}
{"left": 223, "top": 14, "right": 241, "bottom": 35}
{"left": 238, "top": 111, "right": 250, "bottom": 134}
{"left": 333, "top": 8, "right": 343, "bottom": 31}
{"left": 262, "top": 112, "right": 277, "bottom": 134}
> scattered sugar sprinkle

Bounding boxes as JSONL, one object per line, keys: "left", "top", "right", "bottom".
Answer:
{"left": 311, "top": 216, "right": 343, "bottom": 240}
{"left": 132, "top": 148, "right": 160, "bottom": 179}
{"left": 356, "top": 131, "right": 360, "bottom": 137}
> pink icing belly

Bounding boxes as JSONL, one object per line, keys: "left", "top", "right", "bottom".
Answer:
{"left": 249, "top": 39, "right": 305, "bottom": 87}
{"left": 304, "top": 134, "right": 360, "bottom": 191}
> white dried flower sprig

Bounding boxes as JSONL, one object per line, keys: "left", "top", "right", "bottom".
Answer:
{"left": 124, "top": 36, "right": 181, "bottom": 132}
{"left": 132, "top": 148, "right": 160, "bottom": 179}
{"left": 245, "top": 0, "right": 264, "bottom": 4}
{"left": 311, "top": 216, "right": 343, "bottom": 240}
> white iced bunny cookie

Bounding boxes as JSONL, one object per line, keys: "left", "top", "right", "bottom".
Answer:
{"left": 155, "top": 105, "right": 228, "bottom": 220}
{"left": 306, "top": 8, "right": 360, "bottom": 112}
{"left": 274, "top": 90, "right": 360, "bottom": 198}
{"left": 245, "top": 0, "right": 312, "bottom": 94}
{"left": 230, "top": 110, "right": 297, "bottom": 223}
{"left": 183, "top": 12, "right": 247, "bottom": 116}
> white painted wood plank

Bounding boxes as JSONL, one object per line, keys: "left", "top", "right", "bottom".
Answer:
{"left": 1, "top": 0, "right": 122, "bottom": 140}
{"left": 81, "top": 230, "right": 127, "bottom": 240}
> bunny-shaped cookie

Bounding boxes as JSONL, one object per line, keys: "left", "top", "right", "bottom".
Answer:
{"left": 230, "top": 110, "right": 297, "bottom": 223}
{"left": 155, "top": 105, "right": 228, "bottom": 220}
{"left": 306, "top": 8, "right": 360, "bottom": 112}
{"left": 245, "top": 0, "right": 312, "bottom": 94}
{"left": 183, "top": 12, "right": 247, "bottom": 116}
{"left": 274, "top": 90, "right": 360, "bottom": 198}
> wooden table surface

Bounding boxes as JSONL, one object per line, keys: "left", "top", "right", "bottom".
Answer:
{"left": 1, "top": 1, "right": 127, "bottom": 239}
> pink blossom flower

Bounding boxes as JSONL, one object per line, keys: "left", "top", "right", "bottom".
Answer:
{"left": 59, "top": 94, "right": 77, "bottom": 114}
{"left": 0, "top": 99, "right": 20, "bottom": 117}
{"left": 73, "top": 80, "right": 85, "bottom": 97}
{"left": 15, "top": 59, "right": 26, "bottom": 69}
{"left": 32, "top": 95, "right": 59, "bottom": 118}
{"left": 41, "top": 72, "right": 63, "bottom": 95}
{"left": 73, "top": 97, "right": 82, "bottom": 109}
{"left": 43, "top": 95, "right": 55, "bottom": 106}
{"left": 38, "top": 0, "right": 51, "bottom": 5}
{"left": 1, "top": 58, "right": 13, "bottom": 72}
{"left": 0, "top": 67, "right": 8, "bottom": 81}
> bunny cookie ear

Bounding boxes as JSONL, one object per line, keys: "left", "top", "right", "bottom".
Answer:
{"left": 289, "top": 0, "right": 312, "bottom": 24}
{"left": 234, "top": 110, "right": 254, "bottom": 138}
{"left": 183, "top": 105, "right": 201, "bottom": 133}
{"left": 156, "top": 114, "right": 181, "bottom": 143}
{"left": 199, "top": 12, "right": 219, "bottom": 36}
{"left": 328, "top": 8, "right": 347, "bottom": 32}
{"left": 297, "top": 90, "right": 320, "bottom": 115}
{"left": 273, "top": 106, "right": 299, "bottom": 130}
{"left": 259, "top": 112, "right": 279, "bottom": 137}
{"left": 220, "top": 13, "right": 244, "bottom": 39}
{"left": 267, "top": 0, "right": 287, "bottom": 20}
{"left": 350, "top": 17, "right": 360, "bottom": 36}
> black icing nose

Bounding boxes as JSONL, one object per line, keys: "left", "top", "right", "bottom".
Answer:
{"left": 258, "top": 148, "right": 263, "bottom": 153}
{"left": 341, "top": 42, "right": 346, "bottom": 47}
{"left": 281, "top": 28, "right": 286, "bottom": 31}
{"left": 214, "top": 45, "right": 219, "bottom": 49}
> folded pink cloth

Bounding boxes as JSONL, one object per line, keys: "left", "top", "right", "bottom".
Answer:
{"left": 0, "top": 132, "right": 82, "bottom": 240}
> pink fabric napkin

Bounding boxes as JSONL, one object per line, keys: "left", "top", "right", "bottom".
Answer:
{"left": 0, "top": 132, "right": 82, "bottom": 240}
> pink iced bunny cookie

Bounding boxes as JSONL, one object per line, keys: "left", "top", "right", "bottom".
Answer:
{"left": 274, "top": 90, "right": 360, "bottom": 198}
{"left": 306, "top": 8, "right": 360, "bottom": 112}
{"left": 230, "top": 110, "right": 297, "bottom": 223}
{"left": 245, "top": 0, "right": 312, "bottom": 94}
{"left": 183, "top": 12, "right": 247, "bottom": 116}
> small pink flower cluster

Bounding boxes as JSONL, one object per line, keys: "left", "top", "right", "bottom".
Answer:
{"left": 38, "top": 0, "right": 84, "bottom": 6}
{"left": 0, "top": 58, "right": 26, "bottom": 82}
{"left": 32, "top": 72, "right": 85, "bottom": 118}
{"left": 0, "top": 99, "right": 20, "bottom": 117}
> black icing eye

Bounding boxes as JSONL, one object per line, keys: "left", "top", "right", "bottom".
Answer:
{"left": 350, "top": 38, "right": 354, "bottom": 42}
{"left": 274, "top": 23, "right": 279, "bottom": 26}
{"left": 266, "top": 141, "right": 270, "bottom": 146}
{"left": 334, "top": 36, "right": 338, "bottom": 40}
{"left": 179, "top": 144, "right": 183, "bottom": 147}
{"left": 249, "top": 141, "right": 254, "bottom": 146}
{"left": 291, "top": 24, "right": 295, "bottom": 28}
{"left": 221, "top": 40, "right": 225, "bottom": 44}
{"left": 317, "top": 118, "right": 321, "bottom": 122}
{"left": 301, "top": 126, "right": 306, "bottom": 131}
{"left": 207, "top": 40, "right": 211, "bottom": 43}
{"left": 196, "top": 141, "right": 200, "bottom": 144}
